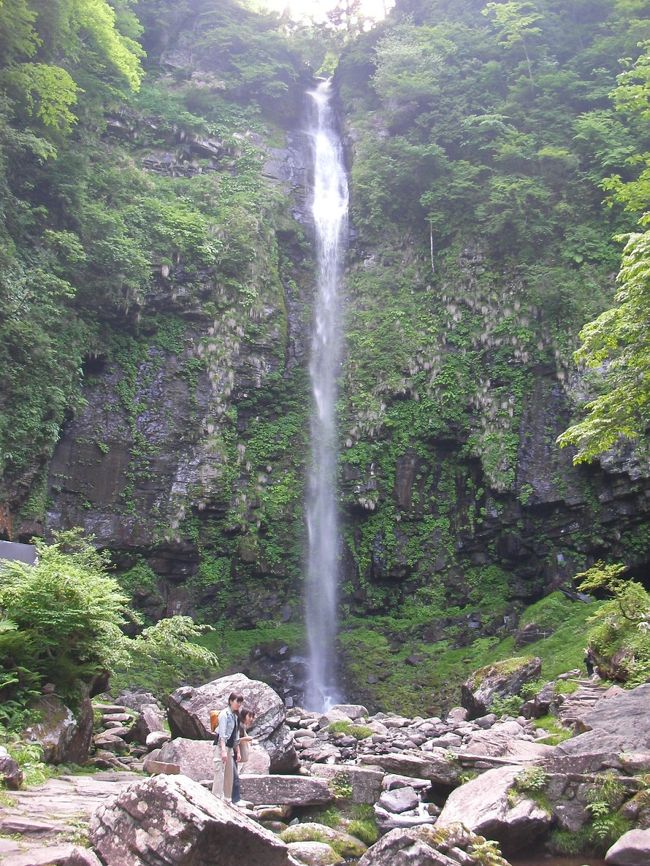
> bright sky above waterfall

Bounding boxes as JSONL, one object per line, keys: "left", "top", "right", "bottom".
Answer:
{"left": 259, "top": 0, "right": 394, "bottom": 23}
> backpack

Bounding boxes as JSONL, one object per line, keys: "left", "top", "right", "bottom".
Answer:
{"left": 211, "top": 708, "right": 238, "bottom": 749}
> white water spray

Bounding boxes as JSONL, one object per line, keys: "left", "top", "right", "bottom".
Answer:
{"left": 305, "top": 80, "right": 349, "bottom": 711}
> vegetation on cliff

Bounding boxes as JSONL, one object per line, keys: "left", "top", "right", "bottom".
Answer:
{"left": 0, "top": 0, "right": 648, "bottom": 715}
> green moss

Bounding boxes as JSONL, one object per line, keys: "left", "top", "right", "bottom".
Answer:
{"left": 327, "top": 721, "right": 373, "bottom": 740}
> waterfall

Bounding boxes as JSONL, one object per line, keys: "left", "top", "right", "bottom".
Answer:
{"left": 304, "top": 79, "right": 349, "bottom": 712}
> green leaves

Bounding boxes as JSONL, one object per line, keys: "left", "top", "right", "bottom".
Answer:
{"left": 0, "top": 530, "right": 132, "bottom": 701}
{"left": 5, "top": 62, "right": 78, "bottom": 129}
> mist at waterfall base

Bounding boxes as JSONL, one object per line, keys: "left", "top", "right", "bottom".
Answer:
{"left": 304, "top": 80, "right": 348, "bottom": 713}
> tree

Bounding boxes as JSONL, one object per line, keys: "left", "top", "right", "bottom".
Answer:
{"left": 558, "top": 44, "right": 650, "bottom": 463}
{"left": 482, "top": 1, "right": 542, "bottom": 86}
{"left": 577, "top": 561, "right": 650, "bottom": 685}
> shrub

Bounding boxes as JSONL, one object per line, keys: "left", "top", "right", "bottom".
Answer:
{"left": 0, "top": 529, "right": 131, "bottom": 705}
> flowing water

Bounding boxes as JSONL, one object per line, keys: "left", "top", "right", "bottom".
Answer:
{"left": 304, "top": 79, "right": 349, "bottom": 711}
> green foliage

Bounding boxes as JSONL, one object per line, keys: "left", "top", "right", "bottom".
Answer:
{"left": 559, "top": 43, "right": 650, "bottom": 461}
{"left": 347, "top": 805, "right": 379, "bottom": 846}
{"left": 577, "top": 562, "right": 650, "bottom": 685}
{"left": 584, "top": 772, "right": 631, "bottom": 850}
{"left": 513, "top": 766, "right": 547, "bottom": 794}
{"left": 113, "top": 616, "right": 219, "bottom": 698}
{"left": 327, "top": 721, "right": 373, "bottom": 740}
{"left": 490, "top": 694, "right": 524, "bottom": 717}
{"left": 531, "top": 714, "right": 572, "bottom": 745}
{"left": 330, "top": 771, "right": 353, "bottom": 798}
{"left": 0, "top": 529, "right": 131, "bottom": 703}
{"left": 468, "top": 837, "right": 509, "bottom": 866}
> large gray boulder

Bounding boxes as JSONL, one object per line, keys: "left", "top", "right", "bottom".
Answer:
{"left": 543, "top": 730, "right": 630, "bottom": 774}
{"left": 606, "top": 828, "right": 650, "bottom": 865}
{"left": 127, "top": 704, "right": 165, "bottom": 745}
{"left": 89, "top": 774, "right": 301, "bottom": 866}
{"left": 0, "top": 746, "right": 23, "bottom": 789}
{"left": 358, "top": 750, "right": 459, "bottom": 786}
{"left": 157, "top": 738, "right": 214, "bottom": 782}
{"left": 358, "top": 823, "right": 512, "bottom": 866}
{"left": 22, "top": 695, "right": 93, "bottom": 765}
{"left": 574, "top": 683, "right": 650, "bottom": 748}
{"left": 436, "top": 765, "right": 552, "bottom": 854}
{"left": 461, "top": 658, "right": 542, "bottom": 719}
{"left": 167, "top": 673, "right": 298, "bottom": 772}
{"left": 239, "top": 774, "right": 334, "bottom": 806}
{"left": 309, "top": 764, "right": 384, "bottom": 804}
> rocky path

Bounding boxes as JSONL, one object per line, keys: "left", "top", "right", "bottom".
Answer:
{"left": 556, "top": 678, "right": 609, "bottom": 728}
{"left": 0, "top": 771, "right": 140, "bottom": 865}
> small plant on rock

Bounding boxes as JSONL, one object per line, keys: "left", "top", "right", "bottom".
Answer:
{"left": 469, "top": 836, "right": 510, "bottom": 866}
{"left": 330, "top": 771, "right": 353, "bottom": 799}
{"left": 347, "top": 804, "right": 378, "bottom": 846}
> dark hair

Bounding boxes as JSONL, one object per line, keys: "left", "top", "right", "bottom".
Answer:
{"left": 239, "top": 707, "right": 255, "bottom": 733}
{"left": 228, "top": 692, "right": 244, "bottom": 705}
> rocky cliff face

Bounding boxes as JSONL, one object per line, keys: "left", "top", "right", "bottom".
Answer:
{"left": 27, "top": 83, "right": 649, "bottom": 683}
{"left": 42, "top": 107, "right": 316, "bottom": 628}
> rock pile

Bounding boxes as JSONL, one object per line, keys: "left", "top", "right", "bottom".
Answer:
{"left": 4, "top": 672, "right": 650, "bottom": 866}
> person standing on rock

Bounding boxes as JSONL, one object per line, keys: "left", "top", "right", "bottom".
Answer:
{"left": 232, "top": 708, "right": 256, "bottom": 805}
{"left": 212, "top": 692, "right": 243, "bottom": 801}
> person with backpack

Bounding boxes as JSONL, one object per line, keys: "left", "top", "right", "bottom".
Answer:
{"left": 211, "top": 692, "right": 243, "bottom": 800}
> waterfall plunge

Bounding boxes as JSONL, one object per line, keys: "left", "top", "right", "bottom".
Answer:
{"left": 305, "top": 80, "right": 349, "bottom": 712}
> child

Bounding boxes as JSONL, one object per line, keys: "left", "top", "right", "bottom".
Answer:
{"left": 232, "top": 708, "right": 256, "bottom": 805}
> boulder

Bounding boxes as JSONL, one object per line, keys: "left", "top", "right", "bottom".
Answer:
{"left": 383, "top": 774, "right": 431, "bottom": 792}
{"left": 330, "top": 704, "right": 368, "bottom": 720}
{"left": 461, "top": 658, "right": 542, "bottom": 719}
{"left": 116, "top": 690, "right": 163, "bottom": 715}
{"left": 0, "top": 747, "right": 23, "bottom": 789}
{"left": 0, "top": 844, "right": 103, "bottom": 866}
{"left": 543, "top": 730, "right": 630, "bottom": 774}
{"left": 127, "top": 704, "right": 166, "bottom": 744}
{"left": 317, "top": 709, "right": 352, "bottom": 729}
{"left": 436, "top": 765, "right": 552, "bottom": 854}
{"left": 93, "top": 732, "right": 128, "bottom": 755}
{"left": 89, "top": 774, "right": 301, "bottom": 866}
{"left": 22, "top": 694, "right": 93, "bottom": 765}
{"left": 167, "top": 673, "right": 284, "bottom": 740}
{"left": 573, "top": 683, "right": 650, "bottom": 749}
{"left": 446, "top": 707, "right": 469, "bottom": 724}
{"left": 157, "top": 737, "right": 214, "bottom": 782}
{"left": 281, "top": 823, "right": 367, "bottom": 858}
{"left": 358, "top": 750, "right": 460, "bottom": 786}
{"left": 300, "top": 741, "right": 341, "bottom": 763}
{"left": 373, "top": 804, "right": 437, "bottom": 833}
{"left": 167, "top": 673, "right": 297, "bottom": 772}
{"left": 358, "top": 822, "right": 505, "bottom": 866}
{"left": 309, "top": 764, "right": 384, "bottom": 804}
{"left": 239, "top": 774, "right": 334, "bottom": 806}
{"left": 606, "top": 828, "right": 650, "bottom": 865}
{"left": 463, "top": 721, "right": 553, "bottom": 763}
{"left": 287, "top": 841, "right": 343, "bottom": 865}
{"left": 378, "top": 786, "right": 420, "bottom": 814}
{"left": 145, "top": 731, "right": 171, "bottom": 750}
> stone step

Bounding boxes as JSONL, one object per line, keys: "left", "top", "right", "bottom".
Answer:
{"left": 93, "top": 703, "right": 127, "bottom": 714}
